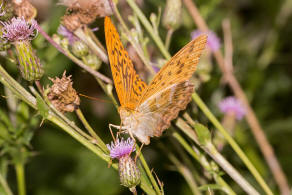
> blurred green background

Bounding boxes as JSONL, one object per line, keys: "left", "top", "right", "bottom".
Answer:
{"left": 1, "top": 0, "right": 292, "bottom": 194}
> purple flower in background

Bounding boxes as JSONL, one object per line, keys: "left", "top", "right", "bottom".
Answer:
{"left": 191, "top": 30, "right": 220, "bottom": 52}
{"left": 57, "top": 25, "right": 78, "bottom": 44}
{"left": 107, "top": 138, "right": 135, "bottom": 159}
{"left": 219, "top": 96, "right": 246, "bottom": 120}
{"left": 1, "top": 17, "right": 38, "bottom": 42}
{"left": 152, "top": 65, "right": 160, "bottom": 73}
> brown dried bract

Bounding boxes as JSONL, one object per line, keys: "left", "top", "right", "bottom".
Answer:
{"left": 48, "top": 71, "right": 80, "bottom": 113}
{"left": 61, "top": 0, "right": 113, "bottom": 31}
{"left": 12, "top": 0, "right": 37, "bottom": 20}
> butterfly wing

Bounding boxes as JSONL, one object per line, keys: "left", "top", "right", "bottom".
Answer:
{"left": 134, "top": 35, "right": 207, "bottom": 140}
{"left": 104, "top": 16, "right": 147, "bottom": 110}
{"left": 132, "top": 81, "right": 194, "bottom": 144}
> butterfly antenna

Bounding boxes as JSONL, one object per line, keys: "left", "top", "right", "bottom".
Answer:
{"left": 78, "top": 93, "right": 112, "bottom": 104}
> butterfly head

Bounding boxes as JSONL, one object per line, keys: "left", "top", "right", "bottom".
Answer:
{"left": 118, "top": 107, "right": 135, "bottom": 125}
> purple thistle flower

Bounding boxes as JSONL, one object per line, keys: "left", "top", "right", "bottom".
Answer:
{"left": 57, "top": 25, "right": 78, "bottom": 44}
{"left": 219, "top": 96, "right": 246, "bottom": 120}
{"left": 191, "top": 30, "right": 220, "bottom": 52}
{"left": 1, "top": 17, "right": 38, "bottom": 42}
{"left": 107, "top": 138, "right": 135, "bottom": 159}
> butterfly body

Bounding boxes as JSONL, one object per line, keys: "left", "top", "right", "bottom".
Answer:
{"left": 105, "top": 17, "right": 207, "bottom": 145}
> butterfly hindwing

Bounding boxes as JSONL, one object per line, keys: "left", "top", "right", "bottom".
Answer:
{"left": 104, "top": 16, "right": 147, "bottom": 110}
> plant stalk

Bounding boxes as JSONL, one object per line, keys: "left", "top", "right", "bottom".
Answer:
{"left": 15, "top": 163, "right": 25, "bottom": 195}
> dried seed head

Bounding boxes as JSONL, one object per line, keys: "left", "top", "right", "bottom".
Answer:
{"left": 12, "top": 0, "right": 37, "bottom": 20}
{"left": 60, "top": 0, "right": 113, "bottom": 31}
{"left": 48, "top": 72, "right": 80, "bottom": 112}
{"left": 1, "top": 17, "right": 37, "bottom": 42}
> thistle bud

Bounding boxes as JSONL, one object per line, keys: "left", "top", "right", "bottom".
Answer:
{"left": 1, "top": 17, "right": 44, "bottom": 81}
{"left": 14, "top": 41, "right": 44, "bottom": 81}
{"left": 71, "top": 40, "right": 89, "bottom": 57}
{"left": 162, "top": 0, "right": 182, "bottom": 30}
{"left": 119, "top": 155, "right": 141, "bottom": 188}
{"left": 107, "top": 138, "right": 141, "bottom": 189}
{"left": 47, "top": 72, "right": 80, "bottom": 113}
{"left": 82, "top": 54, "right": 101, "bottom": 70}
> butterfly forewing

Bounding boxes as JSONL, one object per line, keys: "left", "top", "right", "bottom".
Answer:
{"left": 104, "top": 16, "right": 147, "bottom": 110}
{"left": 138, "top": 35, "right": 207, "bottom": 105}
{"left": 135, "top": 35, "right": 207, "bottom": 139}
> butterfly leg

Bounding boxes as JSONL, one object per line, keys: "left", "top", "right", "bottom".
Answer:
{"left": 109, "top": 124, "right": 129, "bottom": 140}
{"left": 108, "top": 123, "right": 117, "bottom": 142}
{"left": 134, "top": 143, "right": 144, "bottom": 163}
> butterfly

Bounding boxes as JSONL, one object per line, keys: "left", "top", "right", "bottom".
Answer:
{"left": 105, "top": 16, "right": 207, "bottom": 145}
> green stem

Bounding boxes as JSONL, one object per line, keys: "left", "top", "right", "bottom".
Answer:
{"left": 0, "top": 173, "right": 13, "bottom": 195}
{"left": 0, "top": 64, "right": 155, "bottom": 195}
{"left": 172, "top": 132, "right": 236, "bottom": 195}
{"left": 75, "top": 108, "right": 108, "bottom": 153}
{"left": 167, "top": 152, "right": 201, "bottom": 195}
{"left": 137, "top": 145, "right": 162, "bottom": 195}
{"left": 192, "top": 92, "right": 273, "bottom": 195}
{"left": 165, "top": 28, "right": 174, "bottom": 50}
{"left": 205, "top": 142, "right": 260, "bottom": 195}
{"left": 15, "top": 163, "right": 25, "bottom": 195}
{"left": 112, "top": 3, "right": 155, "bottom": 74}
{"left": 74, "top": 28, "right": 109, "bottom": 64}
{"left": 126, "top": 0, "right": 171, "bottom": 60}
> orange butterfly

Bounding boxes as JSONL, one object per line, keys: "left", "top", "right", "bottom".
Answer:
{"left": 105, "top": 16, "right": 207, "bottom": 145}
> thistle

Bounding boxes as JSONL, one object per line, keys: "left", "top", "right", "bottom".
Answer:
{"left": 107, "top": 138, "right": 141, "bottom": 190}
{"left": 219, "top": 96, "right": 246, "bottom": 120}
{"left": 191, "top": 30, "right": 221, "bottom": 52}
{"left": 1, "top": 17, "right": 44, "bottom": 81}
{"left": 215, "top": 96, "right": 247, "bottom": 150}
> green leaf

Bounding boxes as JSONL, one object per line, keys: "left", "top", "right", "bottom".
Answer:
{"left": 198, "top": 184, "right": 223, "bottom": 192}
{"left": 36, "top": 95, "right": 49, "bottom": 119}
{"left": 194, "top": 123, "right": 211, "bottom": 146}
